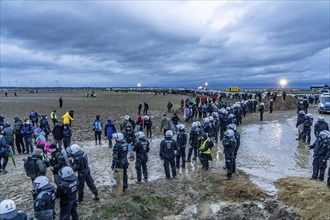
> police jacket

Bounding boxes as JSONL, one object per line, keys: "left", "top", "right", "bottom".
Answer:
{"left": 222, "top": 137, "right": 236, "bottom": 155}
{"left": 71, "top": 150, "right": 90, "bottom": 174}
{"left": 314, "top": 121, "right": 329, "bottom": 137}
{"left": 160, "top": 138, "right": 178, "bottom": 160}
{"left": 199, "top": 138, "right": 212, "bottom": 155}
{"left": 112, "top": 140, "right": 128, "bottom": 169}
{"left": 50, "top": 150, "right": 67, "bottom": 174}
{"left": 34, "top": 184, "right": 56, "bottom": 213}
{"left": 296, "top": 115, "right": 305, "bottom": 127}
{"left": 234, "top": 131, "right": 241, "bottom": 148}
{"left": 303, "top": 118, "right": 313, "bottom": 128}
{"left": 219, "top": 114, "right": 228, "bottom": 128}
{"left": 176, "top": 131, "right": 187, "bottom": 147}
{"left": 310, "top": 139, "right": 330, "bottom": 157}
{"left": 203, "top": 122, "right": 212, "bottom": 135}
{"left": 189, "top": 127, "right": 200, "bottom": 146}
{"left": 133, "top": 138, "right": 150, "bottom": 158}
{"left": 56, "top": 177, "right": 78, "bottom": 204}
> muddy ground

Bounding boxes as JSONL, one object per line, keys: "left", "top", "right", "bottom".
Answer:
{"left": 0, "top": 90, "right": 329, "bottom": 220}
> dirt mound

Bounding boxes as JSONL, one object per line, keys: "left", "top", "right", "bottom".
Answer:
{"left": 276, "top": 177, "right": 330, "bottom": 220}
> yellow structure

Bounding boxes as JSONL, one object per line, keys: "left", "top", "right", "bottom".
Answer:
{"left": 226, "top": 87, "right": 240, "bottom": 92}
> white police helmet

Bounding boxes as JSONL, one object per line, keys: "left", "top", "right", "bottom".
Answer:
{"left": 224, "top": 129, "right": 235, "bottom": 137}
{"left": 124, "top": 115, "right": 130, "bottom": 120}
{"left": 298, "top": 110, "right": 305, "bottom": 115}
{"left": 67, "top": 144, "right": 81, "bottom": 155}
{"left": 204, "top": 118, "right": 210, "bottom": 123}
{"left": 192, "top": 122, "right": 198, "bottom": 128}
{"left": 0, "top": 199, "right": 17, "bottom": 219}
{"left": 137, "top": 131, "right": 145, "bottom": 139}
{"left": 317, "top": 116, "right": 325, "bottom": 122}
{"left": 33, "top": 176, "right": 49, "bottom": 190}
{"left": 112, "top": 133, "right": 125, "bottom": 141}
{"left": 228, "top": 123, "right": 237, "bottom": 131}
{"left": 59, "top": 166, "right": 75, "bottom": 180}
{"left": 306, "top": 113, "right": 312, "bottom": 118}
{"left": 209, "top": 116, "right": 214, "bottom": 122}
{"left": 165, "top": 130, "right": 173, "bottom": 137}
{"left": 319, "top": 130, "right": 330, "bottom": 139}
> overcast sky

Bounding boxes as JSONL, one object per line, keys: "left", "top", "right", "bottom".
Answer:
{"left": 1, "top": 1, "right": 329, "bottom": 88}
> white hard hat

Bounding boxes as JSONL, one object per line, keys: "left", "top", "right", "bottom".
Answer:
{"left": 228, "top": 123, "right": 237, "bottom": 131}
{"left": 0, "top": 199, "right": 17, "bottom": 219}
{"left": 67, "top": 144, "right": 81, "bottom": 155}
{"left": 137, "top": 131, "right": 146, "bottom": 139}
{"left": 33, "top": 176, "right": 49, "bottom": 190}
{"left": 112, "top": 133, "right": 125, "bottom": 141}
{"left": 165, "top": 130, "right": 173, "bottom": 137}
{"left": 224, "top": 129, "right": 235, "bottom": 137}
{"left": 59, "top": 166, "right": 75, "bottom": 180}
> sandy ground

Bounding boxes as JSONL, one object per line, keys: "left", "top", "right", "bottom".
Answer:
{"left": 0, "top": 90, "right": 329, "bottom": 219}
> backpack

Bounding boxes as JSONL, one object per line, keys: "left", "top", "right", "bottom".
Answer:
{"left": 24, "top": 156, "right": 38, "bottom": 178}
{"left": 94, "top": 121, "right": 102, "bottom": 132}
{"left": 30, "top": 111, "right": 37, "bottom": 118}
{"left": 177, "top": 133, "right": 187, "bottom": 146}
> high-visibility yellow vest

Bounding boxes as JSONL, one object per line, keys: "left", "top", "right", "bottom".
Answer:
{"left": 50, "top": 112, "right": 57, "bottom": 120}
{"left": 199, "top": 138, "right": 211, "bottom": 154}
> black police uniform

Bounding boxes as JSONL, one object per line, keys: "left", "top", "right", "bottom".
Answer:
{"left": 133, "top": 138, "right": 150, "bottom": 182}
{"left": 160, "top": 137, "right": 178, "bottom": 178}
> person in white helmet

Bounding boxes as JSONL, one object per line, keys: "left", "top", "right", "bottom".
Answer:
{"left": 160, "top": 130, "right": 178, "bottom": 179}
{"left": 314, "top": 116, "right": 329, "bottom": 138}
{"left": 0, "top": 199, "right": 27, "bottom": 220}
{"left": 112, "top": 133, "right": 129, "bottom": 191}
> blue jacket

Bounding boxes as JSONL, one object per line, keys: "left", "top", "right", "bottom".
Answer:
{"left": 0, "top": 137, "right": 10, "bottom": 154}
{"left": 105, "top": 122, "right": 116, "bottom": 137}
{"left": 21, "top": 123, "right": 34, "bottom": 138}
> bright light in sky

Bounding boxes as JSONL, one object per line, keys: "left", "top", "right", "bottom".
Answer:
{"left": 279, "top": 79, "right": 287, "bottom": 88}
{"left": 205, "top": 82, "right": 208, "bottom": 87}
{"left": 137, "top": 83, "right": 141, "bottom": 87}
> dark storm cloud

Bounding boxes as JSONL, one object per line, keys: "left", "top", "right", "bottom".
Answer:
{"left": 1, "top": 1, "right": 329, "bottom": 88}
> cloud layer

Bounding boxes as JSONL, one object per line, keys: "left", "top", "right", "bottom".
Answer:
{"left": 1, "top": 1, "right": 329, "bottom": 88}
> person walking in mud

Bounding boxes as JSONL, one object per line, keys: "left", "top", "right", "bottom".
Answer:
{"left": 269, "top": 99, "right": 274, "bottom": 113}
{"left": 302, "top": 113, "right": 313, "bottom": 143}
{"left": 133, "top": 131, "right": 150, "bottom": 183}
{"left": 138, "top": 103, "right": 142, "bottom": 115}
{"left": 14, "top": 117, "right": 25, "bottom": 154}
{"left": 258, "top": 103, "right": 265, "bottom": 121}
{"left": 104, "top": 117, "right": 116, "bottom": 148}
{"left": 160, "top": 114, "right": 171, "bottom": 136}
{"left": 93, "top": 115, "right": 103, "bottom": 145}
{"left": 314, "top": 116, "right": 329, "bottom": 138}
{"left": 143, "top": 102, "right": 149, "bottom": 115}
{"left": 222, "top": 129, "right": 237, "bottom": 180}
{"left": 143, "top": 115, "right": 153, "bottom": 138}
{"left": 0, "top": 130, "right": 11, "bottom": 174}
{"left": 67, "top": 144, "right": 99, "bottom": 202}
{"left": 198, "top": 133, "right": 213, "bottom": 170}
{"left": 167, "top": 101, "right": 173, "bottom": 113}
{"left": 176, "top": 124, "right": 187, "bottom": 168}
{"left": 160, "top": 130, "right": 178, "bottom": 179}
{"left": 59, "top": 97, "right": 63, "bottom": 108}
{"left": 21, "top": 119, "right": 34, "bottom": 154}
{"left": 309, "top": 130, "right": 330, "bottom": 181}
{"left": 112, "top": 133, "right": 129, "bottom": 192}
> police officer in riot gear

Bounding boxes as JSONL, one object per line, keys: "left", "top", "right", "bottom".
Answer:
{"left": 112, "top": 133, "right": 129, "bottom": 191}
{"left": 187, "top": 122, "right": 201, "bottom": 162}
{"left": 56, "top": 166, "right": 78, "bottom": 220}
{"left": 176, "top": 124, "right": 188, "bottom": 168}
{"left": 33, "top": 176, "right": 56, "bottom": 220}
{"left": 67, "top": 144, "right": 99, "bottom": 202}
{"left": 160, "top": 130, "right": 178, "bottom": 179}
{"left": 198, "top": 133, "right": 213, "bottom": 170}
{"left": 133, "top": 131, "right": 150, "bottom": 183}
{"left": 222, "top": 129, "right": 237, "bottom": 180}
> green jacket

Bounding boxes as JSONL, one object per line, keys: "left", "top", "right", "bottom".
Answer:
{"left": 160, "top": 116, "right": 171, "bottom": 130}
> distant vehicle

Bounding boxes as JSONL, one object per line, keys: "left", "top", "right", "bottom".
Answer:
{"left": 318, "top": 93, "right": 330, "bottom": 114}
{"left": 226, "top": 87, "right": 240, "bottom": 92}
